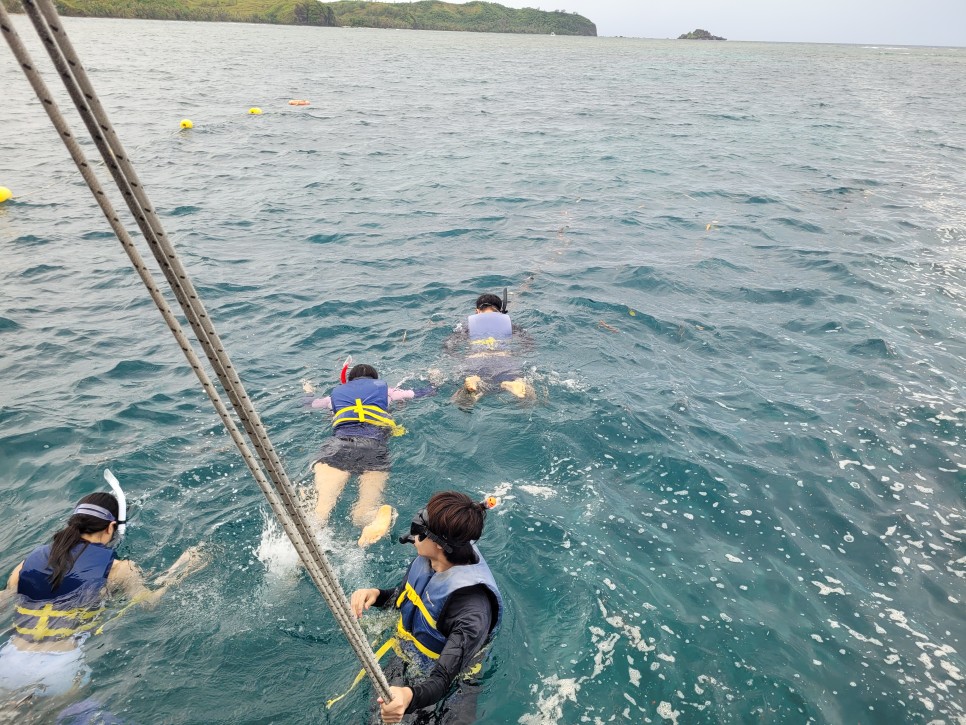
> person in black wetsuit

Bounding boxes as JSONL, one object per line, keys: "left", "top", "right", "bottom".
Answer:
{"left": 348, "top": 491, "right": 503, "bottom": 724}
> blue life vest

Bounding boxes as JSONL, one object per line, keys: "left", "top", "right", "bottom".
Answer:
{"left": 15, "top": 542, "right": 115, "bottom": 642}
{"left": 466, "top": 313, "right": 512, "bottom": 350}
{"left": 324, "top": 546, "right": 503, "bottom": 710}
{"left": 329, "top": 377, "right": 397, "bottom": 440}
{"left": 395, "top": 546, "right": 503, "bottom": 665}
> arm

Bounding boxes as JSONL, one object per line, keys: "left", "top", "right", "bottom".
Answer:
{"left": 300, "top": 380, "right": 333, "bottom": 410}
{"left": 442, "top": 329, "right": 468, "bottom": 355}
{"left": 404, "top": 586, "right": 493, "bottom": 712}
{"left": 349, "top": 586, "right": 398, "bottom": 618}
{"left": 108, "top": 546, "right": 207, "bottom": 607}
{"left": 387, "top": 388, "right": 415, "bottom": 403}
{"left": 389, "top": 386, "right": 435, "bottom": 404}
{"left": 305, "top": 396, "right": 333, "bottom": 410}
{"left": 0, "top": 562, "right": 23, "bottom": 610}
{"left": 510, "top": 325, "right": 536, "bottom": 355}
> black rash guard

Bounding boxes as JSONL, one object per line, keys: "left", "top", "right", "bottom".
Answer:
{"left": 374, "top": 583, "right": 496, "bottom": 711}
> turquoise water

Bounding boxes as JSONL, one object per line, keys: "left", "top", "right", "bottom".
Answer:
{"left": 2, "top": 17, "right": 965, "bottom": 723}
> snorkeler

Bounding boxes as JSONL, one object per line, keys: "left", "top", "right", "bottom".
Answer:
{"left": 346, "top": 491, "right": 503, "bottom": 724}
{"left": 450, "top": 290, "right": 534, "bottom": 407}
{"left": 302, "top": 362, "right": 434, "bottom": 547}
{"left": 0, "top": 488, "right": 205, "bottom": 709}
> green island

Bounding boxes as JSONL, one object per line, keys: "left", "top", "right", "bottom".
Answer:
{"left": 1, "top": 0, "right": 597, "bottom": 35}
{"left": 678, "top": 28, "right": 726, "bottom": 40}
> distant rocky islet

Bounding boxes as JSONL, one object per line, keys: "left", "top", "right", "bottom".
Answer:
{"left": 678, "top": 28, "right": 726, "bottom": 40}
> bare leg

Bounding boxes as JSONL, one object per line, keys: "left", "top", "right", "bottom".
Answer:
{"left": 155, "top": 545, "right": 208, "bottom": 587}
{"left": 500, "top": 377, "right": 534, "bottom": 400}
{"left": 314, "top": 462, "right": 350, "bottom": 523}
{"left": 354, "top": 470, "right": 393, "bottom": 547}
{"left": 452, "top": 375, "right": 486, "bottom": 407}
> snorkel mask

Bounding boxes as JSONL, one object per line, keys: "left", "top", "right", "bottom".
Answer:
{"left": 397, "top": 497, "right": 499, "bottom": 551}
{"left": 398, "top": 508, "right": 456, "bottom": 553}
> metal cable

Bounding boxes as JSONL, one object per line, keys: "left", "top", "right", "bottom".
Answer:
{"left": 5, "top": 0, "right": 373, "bottom": 673}
{"left": 14, "top": 0, "right": 384, "bottom": 688}
{"left": 2, "top": 2, "right": 391, "bottom": 701}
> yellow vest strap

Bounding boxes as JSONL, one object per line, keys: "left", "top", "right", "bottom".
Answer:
{"left": 397, "top": 583, "right": 437, "bottom": 630}
{"left": 325, "top": 636, "right": 397, "bottom": 709}
{"left": 394, "top": 617, "right": 440, "bottom": 661}
{"left": 470, "top": 337, "right": 499, "bottom": 348}
{"left": 93, "top": 590, "right": 151, "bottom": 636}
{"left": 15, "top": 602, "right": 106, "bottom": 641}
{"left": 332, "top": 399, "right": 406, "bottom": 437}
{"left": 16, "top": 603, "right": 102, "bottom": 620}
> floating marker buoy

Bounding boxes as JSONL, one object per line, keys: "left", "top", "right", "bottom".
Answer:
{"left": 180, "top": 119, "right": 193, "bottom": 129}
{"left": 288, "top": 99, "right": 310, "bottom": 106}
{"left": 248, "top": 107, "right": 262, "bottom": 115}
{"left": 0, "top": 187, "right": 11, "bottom": 203}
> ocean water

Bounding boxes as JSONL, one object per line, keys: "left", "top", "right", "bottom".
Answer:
{"left": 1, "top": 17, "right": 965, "bottom": 724}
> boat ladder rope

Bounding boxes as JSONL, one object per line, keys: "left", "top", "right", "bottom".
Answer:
{"left": 0, "top": 0, "right": 392, "bottom": 703}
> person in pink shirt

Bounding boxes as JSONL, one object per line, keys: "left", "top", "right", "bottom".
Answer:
{"left": 302, "top": 363, "right": 434, "bottom": 546}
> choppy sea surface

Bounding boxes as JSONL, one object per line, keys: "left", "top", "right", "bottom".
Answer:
{"left": 2, "top": 16, "right": 965, "bottom": 724}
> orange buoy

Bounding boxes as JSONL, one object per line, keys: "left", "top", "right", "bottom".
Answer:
{"left": 288, "top": 99, "right": 310, "bottom": 106}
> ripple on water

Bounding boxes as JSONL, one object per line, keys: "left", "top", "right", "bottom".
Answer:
{"left": 2, "top": 23, "right": 965, "bottom": 725}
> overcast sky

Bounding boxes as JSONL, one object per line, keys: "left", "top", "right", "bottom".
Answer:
{"left": 439, "top": 0, "right": 966, "bottom": 46}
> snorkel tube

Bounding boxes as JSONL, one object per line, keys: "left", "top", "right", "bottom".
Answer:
{"left": 340, "top": 355, "right": 353, "bottom": 384}
{"left": 103, "top": 469, "right": 127, "bottom": 537}
{"left": 501, "top": 287, "right": 509, "bottom": 314}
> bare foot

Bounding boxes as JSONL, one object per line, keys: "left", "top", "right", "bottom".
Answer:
{"left": 357, "top": 505, "right": 395, "bottom": 547}
{"left": 500, "top": 379, "right": 533, "bottom": 399}
{"left": 301, "top": 379, "right": 315, "bottom": 394}
{"left": 464, "top": 375, "right": 482, "bottom": 393}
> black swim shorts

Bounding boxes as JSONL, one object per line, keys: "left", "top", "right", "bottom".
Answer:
{"left": 463, "top": 355, "right": 521, "bottom": 385}
{"left": 313, "top": 435, "right": 391, "bottom": 475}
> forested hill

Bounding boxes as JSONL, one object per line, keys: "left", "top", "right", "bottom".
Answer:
{"left": 1, "top": 0, "right": 597, "bottom": 36}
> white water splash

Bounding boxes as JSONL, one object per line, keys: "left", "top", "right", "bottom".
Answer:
{"left": 254, "top": 508, "right": 302, "bottom": 581}
{"left": 518, "top": 675, "right": 580, "bottom": 725}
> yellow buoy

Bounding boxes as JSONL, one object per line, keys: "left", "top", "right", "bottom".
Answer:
{"left": 248, "top": 107, "right": 262, "bottom": 115}
{"left": 180, "top": 119, "right": 193, "bottom": 129}
{"left": 0, "top": 187, "right": 12, "bottom": 203}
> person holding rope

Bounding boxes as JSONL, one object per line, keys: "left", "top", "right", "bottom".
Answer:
{"left": 0, "top": 489, "right": 205, "bottom": 705}
{"left": 302, "top": 362, "right": 435, "bottom": 547}
{"left": 346, "top": 491, "right": 503, "bottom": 724}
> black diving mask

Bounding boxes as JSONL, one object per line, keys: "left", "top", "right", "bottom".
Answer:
{"left": 398, "top": 508, "right": 455, "bottom": 553}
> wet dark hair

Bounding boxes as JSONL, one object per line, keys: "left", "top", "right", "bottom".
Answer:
{"left": 348, "top": 363, "right": 378, "bottom": 381}
{"left": 426, "top": 491, "right": 487, "bottom": 565}
{"left": 48, "top": 492, "right": 118, "bottom": 590}
{"left": 475, "top": 293, "right": 503, "bottom": 312}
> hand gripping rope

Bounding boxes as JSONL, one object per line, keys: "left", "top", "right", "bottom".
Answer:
{"left": 0, "top": 0, "right": 392, "bottom": 704}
